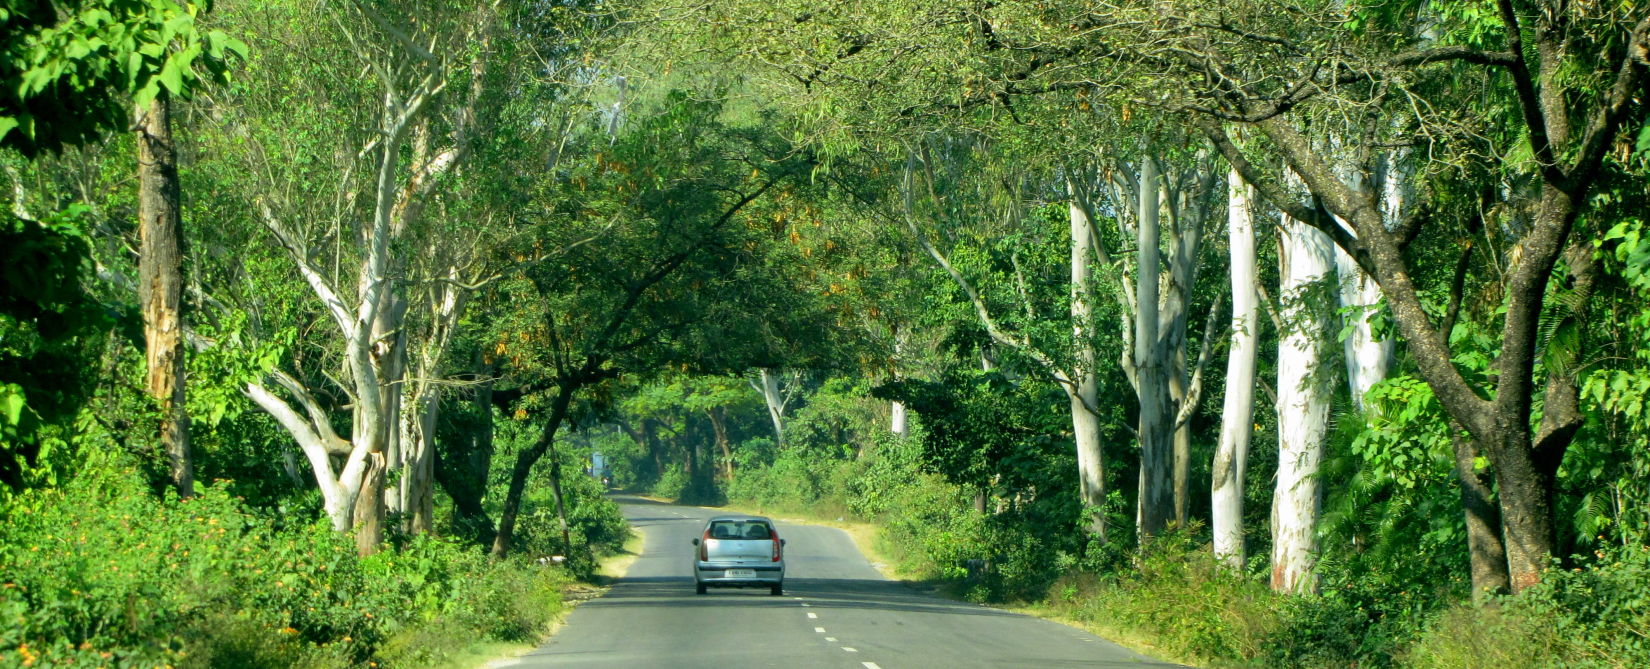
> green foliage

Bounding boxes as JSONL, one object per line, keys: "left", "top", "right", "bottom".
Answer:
{"left": 1323, "top": 378, "right": 1469, "bottom": 597}
{"left": 0, "top": 464, "right": 570, "bottom": 666}
{"left": 874, "top": 369, "right": 1068, "bottom": 495}
{"left": 0, "top": 0, "right": 245, "bottom": 154}
{"left": 1056, "top": 534, "right": 1281, "bottom": 664}
{"left": 1407, "top": 547, "right": 1650, "bottom": 668}
{"left": 0, "top": 205, "right": 119, "bottom": 494}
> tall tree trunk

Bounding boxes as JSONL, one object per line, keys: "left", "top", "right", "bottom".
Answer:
{"left": 1068, "top": 183, "right": 1108, "bottom": 538}
{"left": 1336, "top": 151, "right": 1394, "bottom": 411}
{"left": 708, "top": 407, "right": 733, "bottom": 480}
{"left": 1162, "top": 161, "right": 1213, "bottom": 530}
{"left": 1453, "top": 434, "right": 1511, "bottom": 601}
{"left": 1134, "top": 158, "right": 1174, "bottom": 539}
{"left": 353, "top": 452, "right": 385, "bottom": 556}
{"left": 136, "top": 96, "right": 193, "bottom": 498}
{"left": 548, "top": 452, "right": 572, "bottom": 556}
{"left": 1271, "top": 172, "right": 1335, "bottom": 593}
{"left": 1213, "top": 168, "right": 1259, "bottom": 568}
{"left": 405, "top": 391, "right": 438, "bottom": 534}
{"left": 758, "top": 368, "right": 786, "bottom": 446}
{"left": 492, "top": 379, "right": 578, "bottom": 558}
{"left": 890, "top": 330, "right": 910, "bottom": 438}
{"left": 645, "top": 419, "right": 664, "bottom": 479}
{"left": 1496, "top": 425, "right": 1558, "bottom": 592}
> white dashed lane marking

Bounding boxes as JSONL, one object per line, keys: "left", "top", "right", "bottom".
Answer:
{"left": 814, "top": 627, "right": 826, "bottom": 633}
{"left": 807, "top": 612, "right": 818, "bottom": 619}
{"left": 825, "top": 637, "right": 837, "bottom": 642}
{"left": 842, "top": 647, "right": 858, "bottom": 653}
{"left": 862, "top": 663, "right": 882, "bottom": 669}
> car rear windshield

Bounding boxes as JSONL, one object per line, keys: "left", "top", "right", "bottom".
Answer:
{"left": 707, "top": 520, "right": 773, "bottom": 540}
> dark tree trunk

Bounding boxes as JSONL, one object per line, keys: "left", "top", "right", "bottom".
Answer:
{"left": 707, "top": 407, "right": 733, "bottom": 480}
{"left": 1452, "top": 434, "right": 1511, "bottom": 601}
{"left": 548, "top": 454, "right": 571, "bottom": 555}
{"left": 434, "top": 369, "right": 496, "bottom": 545}
{"left": 136, "top": 96, "right": 192, "bottom": 498}
{"left": 492, "top": 379, "right": 577, "bottom": 558}
{"left": 1493, "top": 429, "right": 1559, "bottom": 592}
{"left": 642, "top": 419, "right": 665, "bottom": 481}
{"left": 353, "top": 452, "right": 385, "bottom": 556}
{"left": 1172, "top": 424, "right": 1190, "bottom": 528}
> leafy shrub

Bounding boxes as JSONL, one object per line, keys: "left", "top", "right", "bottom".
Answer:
{"left": 1408, "top": 547, "right": 1650, "bottom": 668}
{"left": 1403, "top": 602, "right": 1560, "bottom": 669}
{"left": 1078, "top": 534, "right": 1281, "bottom": 663}
{"left": 652, "top": 463, "right": 690, "bottom": 501}
{"left": 0, "top": 465, "right": 570, "bottom": 667}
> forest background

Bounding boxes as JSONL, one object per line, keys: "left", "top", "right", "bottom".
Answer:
{"left": 2, "top": 0, "right": 1649, "bottom": 667}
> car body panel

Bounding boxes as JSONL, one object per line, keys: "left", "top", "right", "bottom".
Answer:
{"left": 692, "top": 516, "right": 784, "bottom": 592}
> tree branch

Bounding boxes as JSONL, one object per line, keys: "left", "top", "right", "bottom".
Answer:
{"left": 1174, "top": 290, "right": 1226, "bottom": 432}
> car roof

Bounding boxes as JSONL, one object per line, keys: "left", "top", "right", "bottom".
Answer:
{"left": 705, "top": 515, "right": 773, "bottom": 523}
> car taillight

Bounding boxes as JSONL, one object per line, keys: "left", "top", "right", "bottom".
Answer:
{"left": 700, "top": 529, "right": 710, "bottom": 561}
{"left": 772, "top": 533, "right": 782, "bottom": 562}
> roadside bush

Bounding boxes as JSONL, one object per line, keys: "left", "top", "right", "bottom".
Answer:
{"left": 512, "top": 469, "right": 628, "bottom": 577}
{"left": 724, "top": 447, "right": 857, "bottom": 519}
{"left": 1407, "top": 546, "right": 1650, "bottom": 668}
{"left": 652, "top": 463, "right": 690, "bottom": 500}
{"left": 875, "top": 473, "right": 989, "bottom": 583}
{"left": 0, "top": 465, "right": 570, "bottom": 667}
{"left": 1088, "top": 534, "right": 1280, "bottom": 664}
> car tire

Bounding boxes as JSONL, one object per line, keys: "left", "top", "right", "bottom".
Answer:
{"left": 696, "top": 582, "right": 707, "bottom": 595}
{"left": 769, "top": 583, "right": 783, "bottom": 596}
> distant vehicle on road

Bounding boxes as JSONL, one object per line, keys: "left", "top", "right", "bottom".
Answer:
{"left": 691, "top": 516, "right": 785, "bottom": 595}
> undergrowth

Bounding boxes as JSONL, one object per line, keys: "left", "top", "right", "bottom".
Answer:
{"left": 0, "top": 467, "right": 574, "bottom": 667}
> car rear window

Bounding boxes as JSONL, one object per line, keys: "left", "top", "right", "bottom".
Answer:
{"left": 708, "top": 520, "right": 773, "bottom": 540}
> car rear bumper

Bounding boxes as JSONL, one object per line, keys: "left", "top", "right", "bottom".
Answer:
{"left": 694, "top": 562, "right": 784, "bottom": 585}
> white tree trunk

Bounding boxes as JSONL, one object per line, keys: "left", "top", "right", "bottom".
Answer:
{"left": 1069, "top": 191, "right": 1106, "bottom": 537}
{"left": 1133, "top": 158, "right": 1175, "bottom": 539}
{"left": 890, "top": 401, "right": 909, "bottom": 437}
{"left": 1336, "top": 249, "right": 1392, "bottom": 412}
{"left": 1213, "top": 168, "right": 1259, "bottom": 568}
{"left": 1271, "top": 170, "right": 1336, "bottom": 594}
{"left": 890, "top": 331, "right": 910, "bottom": 438}
{"left": 758, "top": 367, "right": 786, "bottom": 446}
{"left": 1336, "top": 151, "right": 1395, "bottom": 412}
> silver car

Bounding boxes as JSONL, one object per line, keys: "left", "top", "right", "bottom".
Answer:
{"left": 691, "top": 515, "right": 785, "bottom": 595}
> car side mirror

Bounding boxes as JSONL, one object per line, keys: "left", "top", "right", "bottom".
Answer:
{"left": 691, "top": 538, "right": 700, "bottom": 546}
{"left": 781, "top": 539, "right": 787, "bottom": 546}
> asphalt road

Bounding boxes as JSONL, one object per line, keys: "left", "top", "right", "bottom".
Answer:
{"left": 501, "top": 495, "right": 1179, "bottom": 668}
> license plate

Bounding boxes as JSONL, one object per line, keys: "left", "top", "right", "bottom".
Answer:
{"left": 725, "top": 569, "right": 756, "bottom": 578}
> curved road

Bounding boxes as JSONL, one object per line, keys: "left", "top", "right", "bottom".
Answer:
{"left": 501, "top": 496, "right": 1178, "bottom": 668}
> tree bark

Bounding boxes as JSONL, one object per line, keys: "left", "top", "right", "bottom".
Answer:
{"left": 1452, "top": 433, "right": 1511, "bottom": 601}
{"left": 434, "top": 353, "right": 496, "bottom": 544}
{"left": 708, "top": 407, "right": 734, "bottom": 480}
{"left": 1068, "top": 183, "right": 1107, "bottom": 538}
{"left": 1213, "top": 168, "right": 1259, "bottom": 568}
{"left": 1271, "top": 171, "right": 1335, "bottom": 593}
{"left": 891, "top": 330, "right": 911, "bottom": 438}
{"left": 758, "top": 367, "right": 787, "bottom": 446}
{"left": 1134, "top": 158, "right": 1174, "bottom": 539}
{"left": 548, "top": 452, "right": 572, "bottom": 556}
{"left": 353, "top": 452, "right": 385, "bottom": 556}
{"left": 136, "top": 96, "right": 193, "bottom": 498}
{"left": 492, "top": 378, "right": 578, "bottom": 558}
